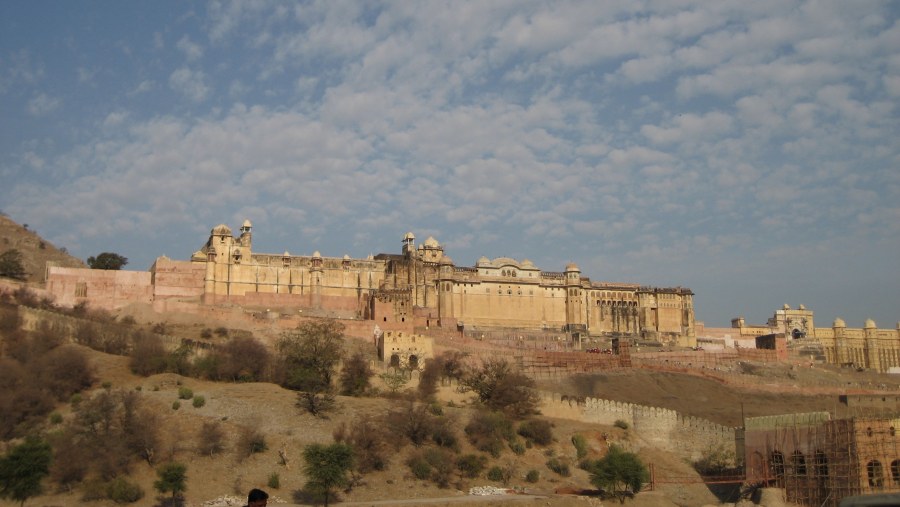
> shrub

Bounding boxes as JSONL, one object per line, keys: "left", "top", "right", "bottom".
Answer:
{"left": 517, "top": 419, "right": 553, "bottom": 446}
{"left": 268, "top": 472, "right": 280, "bottom": 489}
{"left": 198, "top": 421, "right": 226, "bottom": 456}
{"left": 238, "top": 428, "right": 267, "bottom": 457}
{"left": 200, "top": 328, "right": 213, "bottom": 339}
{"left": 546, "top": 458, "right": 571, "bottom": 477}
{"left": 572, "top": 434, "right": 588, "bottom": 460}
{"left": 693, "top": 445, "right": 736, "bottom": 475}
{"left": 431, "top": 417, "right": 459, "bottom": 450}
{"left": 425, "top": 448, "right": 455, "bottom": 488}
{"left": 216, "top": 336, "right": 270, "bottom": 382}
{"left": 172, "top": 401, "right": 181, "bottom": 410}
{"left": 407, "top": 453, "right": 431, "bottom": 480}
{"left": 465, "top": 411, "right": 514, "bottom": 457}
{"left": 106, "top": 477, "right": 144, "bottom": 503}
{"left": 339, "top": 352, "right": 373, "bottom": 396}
{"left": 385, "top": 402, "right": 434, "bottom": 447}
{"left": 178, "top": 387, "right": 193, "bottom": 400}
{"left": 456, "top": 454, "right": 487, "bottom": 479}
{"left": 34, "top": 347, "right": 95, "bottom": 401}
{"left": 332, "top": 416, "right": 388, "bottom": 473}
{"left": 130, "top": 332, "right": 168, "bottom": 376}
{"left": 49, "top": 412, "right": 63, "bottom": 424}
{"left": 509, "top": 439, "right": 526, "bottom": 455}
{"left": 613, "top": 419, "right": 629, "bottom": 430}
{"left": 525, "top": 469, "right": 540, "bottom": 483}
{"left": 192, "top": 395, "right": 206, "bottom": 408}
{"left": 486, "top": 466, "right": 505, "bottom": 482}
{"left": 214, "top": 327, "right": 229, "bottom": 337}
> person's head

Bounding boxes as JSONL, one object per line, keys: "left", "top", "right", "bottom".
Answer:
{"left": 248, "top": 488, "right": 268, "bottom": 507}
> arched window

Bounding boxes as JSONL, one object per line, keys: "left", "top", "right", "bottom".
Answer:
{"left": 791, "top": 451, "right": 807, "bottom": 476}
{"left": 891, "top": 460, "right": 900, "bottom": 484}
{"left": 770, "top": 451, "right": 786, "bottom": 478}
{"left": 868, "top": 460, "right": 884, "bottom": 489}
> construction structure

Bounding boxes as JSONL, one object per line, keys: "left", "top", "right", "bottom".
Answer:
{"left": 744, "top": 413, "right": 900, "bottom": 506}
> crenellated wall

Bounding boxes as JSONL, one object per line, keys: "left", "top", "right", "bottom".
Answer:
{"left": 539, "top": 391, "right": 737, "bottom": 460}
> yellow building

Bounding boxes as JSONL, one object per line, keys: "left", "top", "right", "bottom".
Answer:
{"left": 193, "top": 223, "right": 695, "bottom": 343}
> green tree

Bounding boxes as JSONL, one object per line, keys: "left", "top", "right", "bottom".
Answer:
{"left": 277, "top": 320, "right": 345, "bottom": 415}
{"left": 86, "top": 252, "right": 128, "bottom": 270}
{"left": 153, "top": 462, "right": 187, "bottom": 502}
{"left": 0, "top": 249, "right": 26, "bottom": 280}
{"left": 587, "top": 445, "right": 649, "bottom": 504}
{"left": 302, "top": 443, "right": 354, "bottom": 507}
{"left": 458, "top": 358, "right": 540, "bottom": 418}
{"left": 378, "top": 371, "right": 408, "bottom": 394}
{"left": 0, "top": 436, "right": 52, "bottom": 506}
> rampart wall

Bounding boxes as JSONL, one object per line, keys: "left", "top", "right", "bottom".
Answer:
{"left": 538, "top": 391, "right": 737, "bottom": 461}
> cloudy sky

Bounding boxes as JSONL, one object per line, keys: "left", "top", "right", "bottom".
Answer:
{"left": 1, "top": 1, "right": 898, "bottom": 328}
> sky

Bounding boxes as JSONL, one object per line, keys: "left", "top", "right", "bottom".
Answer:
{"left": 1, "top": 1, "right": 898, "bottom": 328}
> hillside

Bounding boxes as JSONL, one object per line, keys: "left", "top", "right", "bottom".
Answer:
{"left": 0, "top": 298, "right": 738, "bottom": 507}
{"left": 0, "top": 213, "right": 85, "bottom": 282}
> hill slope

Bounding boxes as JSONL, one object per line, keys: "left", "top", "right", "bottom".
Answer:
{"left": 0, "top": 213, "right": 85, "bottom": 282}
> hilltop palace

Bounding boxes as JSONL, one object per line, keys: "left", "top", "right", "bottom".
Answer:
{"left": 44, "top": 220, "right": 696, "bottom": 345}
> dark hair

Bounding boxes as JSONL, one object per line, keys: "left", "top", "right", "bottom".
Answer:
{"left": 248, "top": 488, "right": 269, "bottom": 502}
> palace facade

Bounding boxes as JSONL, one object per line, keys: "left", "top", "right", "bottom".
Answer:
{"left": 46, "top": 220, "right": 696, "bottom": 343}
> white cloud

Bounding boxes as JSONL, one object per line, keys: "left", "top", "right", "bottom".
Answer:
{"left": 168, "top": 67, "right": 209, "bottom": 102}
{"left": 176, "top": 36, "right": 204, "bottom": 61}
{"left": 26, "top": 93, "right": 60, "bottom": 116}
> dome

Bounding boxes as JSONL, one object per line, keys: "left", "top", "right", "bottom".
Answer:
{"left": 521, "top": 259, "right": 534, "bottom": 268}
{"left": 798, "top": 304, "right": 806, "bottom": 310}
{"left": 191, "top": 250, "right": 206, "bottom": 261}
{"left": 211, "top": 224, "right": 232, "bottom": 235}
{"left": 312, "top": 250, "right": 321, "bottom": 258}
{"left": 565, "top": 262, "right": 580, "bottom": 272}
{"left": 782, "top": 304, "right": 791, "bottom": 310}
{"left": 242, "top": 219, "right": 252, "bottom": 228}
{"left": 833, "top": 318, "right": 846, "bottom": 328}
{"left": 864, "top": 319, "right": 876, "bottom": 329}
{"left": 424, "top": 236, "right": 440, "bottom": 248}
{"left": 476, "top": 256, "right": 490, "bottom": 266}
{"left": 283, "top": 251, "right": 290, "bottom": 257}
{"left": 439, "top": 256, "right": 454, "bottom": 265}
{"left": 403, "top": 232, "right": 415, "bottom": 241}
{"left": 343, "top": 254, "right": 351, "bottom": 260}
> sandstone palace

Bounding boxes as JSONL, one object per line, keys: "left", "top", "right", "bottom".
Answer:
{"left": 45, "top": 221, "right": 696, "bottom": 344}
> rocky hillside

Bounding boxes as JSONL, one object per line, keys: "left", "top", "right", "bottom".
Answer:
{"left": 0, "top": 213, "right": 85, "bottom": 283}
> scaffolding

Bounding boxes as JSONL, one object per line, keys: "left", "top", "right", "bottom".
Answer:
{"left": 744, "top": 413, "right": 900, "bottom": 507}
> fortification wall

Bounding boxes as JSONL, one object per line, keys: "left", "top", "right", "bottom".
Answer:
{"left": 45, "top": 267, "right": 153, "bottom": 310}
{"left": 151, "top": 259, "right": 205, "bottom": 298}
{"left": 539, "top": 392, "right": 736, "bottom": 460}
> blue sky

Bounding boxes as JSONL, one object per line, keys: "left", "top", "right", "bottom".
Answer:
{"left": 1, "top": 1, "right": 898, "bottom": 328}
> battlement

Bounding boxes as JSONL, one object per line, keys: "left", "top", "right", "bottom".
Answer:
{"left": 539, "top": 391, "right": 736, "bottom": 460}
